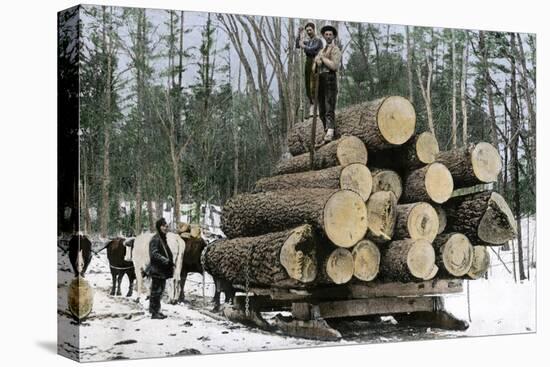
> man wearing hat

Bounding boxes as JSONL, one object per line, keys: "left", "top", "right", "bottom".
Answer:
{"left": 295, "top": 22, "right": 323, "bottom": 117}
{"left": 315, "top": 24, "right": 341, "bottom": 143}
{"left": 148, "top": 218, "right": 174, "bottom": 319}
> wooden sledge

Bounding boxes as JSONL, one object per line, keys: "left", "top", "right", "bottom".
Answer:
{"left": 221, "top": 279, "right": 468, "bottom": 341}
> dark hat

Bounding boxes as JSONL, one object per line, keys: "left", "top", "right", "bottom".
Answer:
{"left": 155, "top": 218, "right": 167, "bottom": 233}
{"left": 320, "top": 24, "right": 338, "bottom": 37}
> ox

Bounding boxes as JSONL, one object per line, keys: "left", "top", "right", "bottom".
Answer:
{"left": 97, "top": 238, "right": 136, "bottom": 297}
{"left": 68, "top": 235, "right": 92, "bottom": 277}
{"left": 128, "top": 232, "right": 186, "bottom": 304}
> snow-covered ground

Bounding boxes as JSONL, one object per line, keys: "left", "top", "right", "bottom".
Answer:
{"left": 57, "top": 216, "right": 536, "bottom": 362}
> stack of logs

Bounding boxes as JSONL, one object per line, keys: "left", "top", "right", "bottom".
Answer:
{"left": 204, "top": 96, "right": 517, "bottom": 291}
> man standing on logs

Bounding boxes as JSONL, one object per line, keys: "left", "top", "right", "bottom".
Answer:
{"left": 314, "top": 24, "right": 341, "bottom": 143}
{"left": 148, "top": 218, "right": 174, "bottom": 320}
{"left": 296, "top": 22, "right": 323, "bottom": 117}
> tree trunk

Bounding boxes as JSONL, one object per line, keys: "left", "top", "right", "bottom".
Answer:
{"left": 401, "top": 163, "right": 454, "bottom": 204}
{"left": 203, "top": 225, "right": 318, "bottom": 288}
{"left": 451, "top": 29, "right": 457, "bottom": 148}
{"left": 465, "top": 245, "right": 490, "bottom": 279}
{"left": 443, "top": 191, "right": 517, "bottom": 245}
{"left": 147, "top": 199, "right": 154, "bottom": 232}
{"left": 366, "top": 191, "right": 397, "bottom": 243}
{"left": 509, "top": 33, "right": 526, "bottom": 280}
{"left": 134, "top": 177, "right": 142, "bottom": 235}
{"left": 379, "top": 239, "right": 437, "bottom": 282}
{"left": 405, "top": 26, "right": 414, "bottom": 104}
{"left": 351, "top": 240, "right": 380, "bottom": 281}
{"left": 432, "top": 233, "right": 474, "bottom": 277}
{"left": 436, "top": 142, "right": 502, "bottom": 188}
{"left": 461, "top": 31, "right": 469, "bottom": 145}
{"left": 394, "top": 202, "right": 439, "bottom": 242}
{"left": 370, "top": 168, "right": 403, "bottom": 201}
{"left": 368, "top": 132, "right": 440, "bottom": 171}
{"left": 256, "top": 164, "right": 372, "bottom": 201}
{"left": 287, "top": 96, "right": 416, "bottom": 156}
{"left": 274, "top": 136, "right": 367, "bottom": 175}
{"left": 221, "top": 189, "right": 368, "bottom": 248}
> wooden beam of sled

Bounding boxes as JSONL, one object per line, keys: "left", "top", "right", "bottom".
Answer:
{"left": 293, "top": 297, "right": 435, "bottom": 320}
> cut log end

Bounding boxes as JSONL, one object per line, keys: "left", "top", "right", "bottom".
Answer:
{"left": 467, "top": 246, "right": 490, "bottom": 279}
{"left": 406, "top": 239, "right": 437, "bottom": 280}
{"left": 440, "top": 233, "right": 474, "bottom": 277}
{"left": 471, "top": 142, "right": 502, "bottom": 183}
{"left": 366, "top": 191, "right": 397, "bottom": 243}
{"left": 340, "top": 164, "right": 372, "bottom": 201}
{"left": 416, "top": 132, "right": 440, "bottom": 164}
{"left": 377, "top": 96, "right": 416, "bottom": 145}
{"left": 336, "top": 136, "right": 369, "bottom": 166}
{"left": 326, "top": 248, "right": 354, "bottom": 284}
{"left": 371, "top": 169, "right": 403, "bottom": 201}
{"left": 323, "top": 190, "right": 368, "bottom": 248}
{"left": 352, "top": 240, "right": 380, "bottom": 281}
{"left": 478, "top": 192, "right": 518, "bottom": 244}
{"left": 280, "top": 225, "right": 318, "bottom": 283}
{"left": 425, "top": 163, "right": 454, "bottom": 203}
{"left": 407, "top": 202, "right": 439, "bottom": 242}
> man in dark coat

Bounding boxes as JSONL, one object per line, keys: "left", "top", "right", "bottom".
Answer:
{"left": 296, "top": 22, "right": 323, "bottom": 117}
{"left": 148, "top": 218, "right": 174, "bottom": 319}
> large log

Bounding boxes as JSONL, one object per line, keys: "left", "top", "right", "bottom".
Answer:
{"left": 321, "top": 248, "right": 355, "bottom": 285}
{"left": 275, "top": 136, "right": 367, "bottom": 175}
{"left": 287, "top": 96, "right": 416, "bottom": 155}
{"left": 379, "top": 239, "right": 438, "bottom": 282}
{"left": 366, "top": 191, "right": 397, "bottom": 243}
{"left": 401, "top": 163, "right": 454, "bottom": 204}
{"left": 369, "top": 132, "right": 440, "bottom": 171}
{"left": 465, "top": 246, "right": 490, "bottom": 279}
{"left": 352, "top": 239, "right": 380, "bottom": 281}
{"left": 432, "top": 233, "right": 474, "bottom": 277}
{"left": 203, "top": 225, "right": 318, "bottom": 288}
{"left": 434, "top": 205, "right": 447, "bottom": 235}
{"left": 370, "top": 168, "right": 403, "bottom": 201}
{"left": 394, "top": 202, "right": 439, "bottom": 242}
{"left": 221, "top": 189, "right": 368, "bottom": 248}
{"left": 443, "top": 191, "right": 517, "bottom": 245}
{"left": 436, "top": 142, "right": 502, "bottom": 188}
{"left": 255, "top": 164, "right": 372, "bottom": 201}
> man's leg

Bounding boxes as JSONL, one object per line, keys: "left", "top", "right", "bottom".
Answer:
{"left": 317, "top": 73, "right": 327, "bottom": 130}
{"left": 323, "top": 73, "right": 337, "bottom": 141}
{"left": 149, "top": 277, "right": 166, "bottom": 319}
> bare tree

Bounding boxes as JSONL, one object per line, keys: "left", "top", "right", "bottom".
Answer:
{"left": 450, "top": 29, "right": 457, "bottom": 148}
{"left": 460, "top": 31, "right": 469, "bottom": 145}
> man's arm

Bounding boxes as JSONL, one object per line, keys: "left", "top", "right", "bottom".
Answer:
{"left": 321, "top": 46, "right": 342, "bottom": 72}
{"left": 303, "top": 38, "right": 323, "bottom": 57}
{"left": 150, "top": 237, "right": 171, "bottom": 266}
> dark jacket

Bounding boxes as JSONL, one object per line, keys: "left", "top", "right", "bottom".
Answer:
{"left": 148, "top": 233, "right": 174, "bottom": 279}
{"left": 295, "top": 36, "right": 323, "bottom": 58}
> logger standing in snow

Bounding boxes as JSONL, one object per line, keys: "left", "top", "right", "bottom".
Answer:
{"left": 314, "top": 24, "right": 341, "bottom": 143}
{"left": 148, "top": 218, "right": 174, "bottom": 320}
{"left": 296, "top": 22, "right": 323, "bottom": 117}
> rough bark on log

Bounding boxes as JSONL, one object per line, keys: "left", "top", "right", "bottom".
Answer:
{"left": 371, "top": 168, "right": 403, "bottom": 201}
{"left": 394, "top": 202, "right": 439, "bottom": 242}
{"left": 436, "top": 142, "right": 502, "bottom": 188}
{"left": 369, "top": 132, "right": 440, "bottom": 171}
{"left": 465, "top": 245, "right": 490, "bottom": 279}
{"left": 203, "top": 225, "right": 318, "bottom": 288}
{"left": 221, "top": 188, "right": 368, "bottom": 248}
{"left": 434, "top": 205, "right": 447, "bottom": 235}
{"left": 255, "top": 164, "right": 372, "bottom": 201}
{"left": 401, "top": 163, "right": 454, "bottom": 204}
{"left": 352, "top": 240, "right": 380, "bottom": 281}
{"left": 275, "top": 136, "right": 367, "bottom": 175}
{"left": 433, "top": 233, "right": 474, "bottom": 277}
{"left": 287, "top": 96, "right": 416, "bottom": 155}
{"left": 366, "top": 191, "right": 397, "bottom": 243}
{"left": 443, "top": 191, "right": 517, "bottom": 245}
{"left": 379, "top": 239, "right": 438, "bottom": 282}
